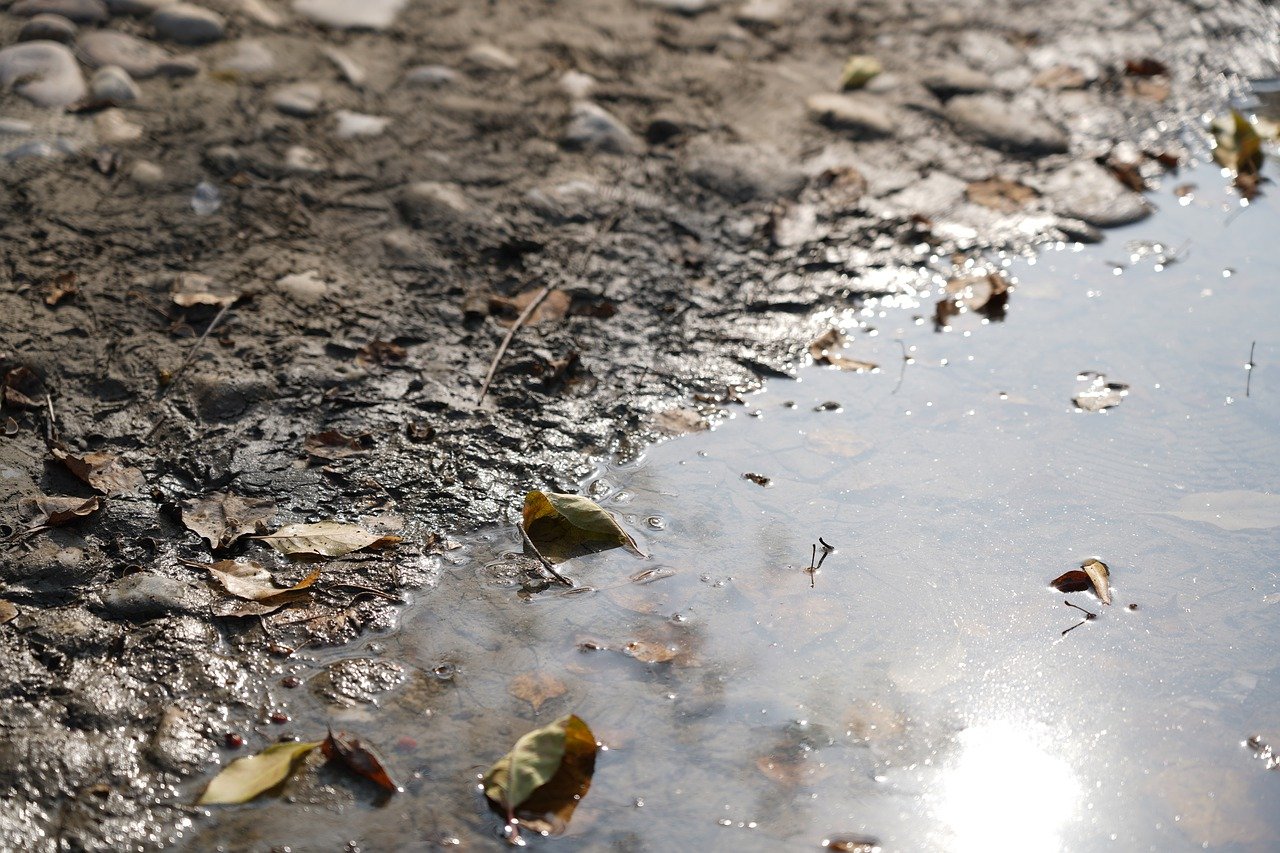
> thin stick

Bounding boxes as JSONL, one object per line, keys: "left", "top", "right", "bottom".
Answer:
{"left": 159, "top": 301, "right": 233, "bottom": 398}
{"left": 44, "top": 392, "right": 55, "bottom": 442}
{"left": 1246, "top": 341, "right": 1256, "bottom": 398}
{"left": 518, "top": 523, "right": 573, "bottom": 586}
{"left": 476, "top": 284, "right": 552, "bottom": 406}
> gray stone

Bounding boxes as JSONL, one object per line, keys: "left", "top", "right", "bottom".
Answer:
{"left": 638, "top": 0, "right": 719, "bottom": 14}
{"left": 919, "top": 64, "right": 994, "bottom": 98}
{"left": 152, "top": 3, "right": 227, "bottom": 45}
{"left": 18, "top": 606, "right": 121, "bottom": 655}
{"left": 293, "top": 0, "right": 406, "bottom": 30}
{"left": 399, "top": 181, "right": 472, "bottom": 227}
{"left": 283, "top": 144, "right": 326, "bottom": 173}
{"left": 558, "top": 70, "right": 595, "bottom": 99}
{"left": 98, "top": 572, "right": 209, "bottom": 620}
{"left": 90, "top": 65, "right": 140, "bottom": 106}
{"left": 77, "top": 31, "right": 171, "bottom": 79}
{"left": 945, "top": 94, "right": 1068, "bottom": 155}
{"left": 686, "top": 145, "right": 806, "bottom": 202}
{"left": 148, "top": 705, "right": 214, "bottom": 774}
{"left": 564, "top": 101, "right": 640, "bottom": 153}
{"left": 0, "top": 41, "right": 87, "bottom": 108}
{"left": 805, "top": 92, "right": 895, "bottom": 136}
{"left": 404, "top": 64, "right": 458, "bottom": 87}
{"left": 215, "top": 39, "right": 276, "bottom": 77}
{"left": 0, "top": 118, "right": 36, "bottom": 135}
{"left": 322, "top": 47, "right": 365, "bottom": 86}
{"left": 156, "top": 55, "right": 201, "bottom": 77}
{"left": 94, "top": 107, "right": 144, "bottom": 143}
{"left": 464, "top": 43, "right": 518, "bottom": 72}
{"left": 335, "top": 110, "right": 389, "bottom": 138}
{"left": 105, "top": 0, "right": 170, "bottom": 13}
{"left": 736, "top": 0, "right": 786, "bottom": 27}
{"left": 18, "top": 14, "right": 77, "bottom": 44}
{"left": 1043, "top": 161, "right": 1152, "bottom": 228}
{"left": 276, "top": 270, "right": 329, "bottom": 302}
{"left": 1, "top": 138, "right": 78, "bottom": 160}
{"left": 271, "top": 82, "right": 323, "bottom": 117}
{"left": 129, "top": 159, "right": 165, "bottom": 185}
{"left": 9, "top": 0, "right": 106, "bottom": 24}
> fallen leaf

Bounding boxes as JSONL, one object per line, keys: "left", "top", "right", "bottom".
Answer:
{"left": 1081, "top": 558, "right": 1112, "bottom": 605}
{"left": 622, "top": 639, "right": 679, "bottom": 663}
{"left": 935, "top": 273, "right": 1010, "bottom": 328}
{"left": 1213, "top": 111, "right": 1265, "bottom": 199}
{"left": 1050, "top": 570, "right": 1092, "bottom": 594}
{"left": 196, "top": 558, "right": 320, "bottom": 601}
{"left": 1165, "top": 491, "right": 1280, "bottom": 531}
{"left": 258, "top": 521, "right": 401, "bottom": 558}
{"left": 0, "top": 600, "right": 16, "bottom": 625}
{"left": 823, "top": 836, "right": 881, "bottom": 853}
{"left": 26, "top": 495, "right": 101, "bottom": 528}
{"left": 522, "top": 490, "right": 642, "bottom": 563}
{"left": 654, "top": 408, "right": 707, "bottom": 435}
{"left": 509, "top": 672, "right": 567, "bottom": 711}
{"left": 322, "top": 729, "right": 400, "bottom": 792}
{"left": 3, "top": 366, "right": 44, "bottom": 409}
{"left": 171, "top": 272, "right": 239, "bottom": 308}
{"left": 489, "top": 288, "right": 571, "bottom": 327}
{"left": 840, "top": 55, "right": 882, "bottom": 90}
{"left": 212, "top": 592, "right": 312, "bottom": 618}
{"left": 356, "top": 340, "right": 407, "bottom": 366}
{"left": 809, "top": 328, "right": 877, "bottom": 372}
{"left": 742, "top": 472, "right": 772, "bottom": 487}
{"left": 43, "top": 272, "right": 77, "bottom": 307}
{"left": 50, "top": 444, "right": 144, "bottom": 495}
{"left": 966, "top": 178, "right": 1038, "bottom": 213}
{"left": 1073, "top": 371, "right": 1129, "bottom": 412}
{"left": 1124, "top": 57, "right": 1169, "bottom": 77}
{"left": 197, "top": 740, "right": 323, "bottom": 805}
{"left": 483, "top": 714, "right": 597, "bottom": 835}
{"left": 181, "top": 493, "right": 276, "bottom": 550}
{"left": 304, "top": 430, "right": 373, "bottom": 461}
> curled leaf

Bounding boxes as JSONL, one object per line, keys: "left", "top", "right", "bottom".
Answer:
{"left": 196, "top": 558, "right": 320, "bottom": 601}
{"left": 322, "top": 729, "right": 400, "bottom": 793}
{"left": 483, "top": 714, "right": 597, "bottom": 834}
{"left": 258, "top": 521, "right": 401, "bottom": 558}
{"left": 522, "top": 490, "right": 642, "bottom": 562}
{"left": 197, "top": 740, "right": 323, "bottom": 805}
{"left": 1081, "top": 558, "right": 1112, "bottom": 605}
{"left": 1050, "top": 570, "right": 1091, "bottom": 594}
{"left": 181, "top": 493, "right": 276, "bottom": 550}
{"left": 26, "top": 495, "right": 101, "bottom": 528}
{"left": 509, "top": 672, "right": 568, "bottom": 712}
{"left": 1212, "top": 110, "right": 1265, "bottom": 199}
{"left": 0, "top": 600, "right": 16, "bottom": 625}
{"left": 50, "top": 444, "right": 144, "bottom": 496}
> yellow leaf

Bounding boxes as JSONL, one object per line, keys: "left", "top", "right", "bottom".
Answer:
{"left": 197, "top": 740, "right": 322, "bottom": 805}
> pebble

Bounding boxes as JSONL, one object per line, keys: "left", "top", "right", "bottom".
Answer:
{"left": 563, "top": 101, "right": 640, "bottom": 153}
{"left": 0, "top": 41, "right": 87, "bottom": 108}
{"left": 399, "top": 181, "right": 472, "bottom": 227}
{"left": 0, "top": 118, "right": 35, "bottom": 135}
{"left": 99, "top": 573, "right": 209, "bottom": 620}
{"left": 90, "top": 65, "right": 140, "bottom": 106}
{"left": 805, "top": 92, "right": 895, "bottom": 136}
{"left": 736, "top": 0, "right": 786, "bottom": 27}
{"left": 945, "top": 94, "right": 1068, "bottom": 155}
{"left": 152, "top": 3, "right": 227, "bottom": 45}
{"left": 18, "top": 14, "right": 77, "bottom": 44}
{"left": 283, "top": 144, "right": 325, "bottom": 173}
{"left": 94, "top": 108, "right": 144, "bottom": 143}
{"left": 322, "top": 47, "right": 365, "bottom": 86}
{"left": 464, "top": 43, "right": 518, "bottom": 72}
{"left": 2, "top": 138, "right": 78, "bottom": 161}
{"left": 334, "top": 110, "right": 389, "bottom": 138}
{"left": 559, "top": 70, "right": 595, "bottom": 99}
{"left": 276, "top": 270, "right": 329, "bottom": 302}
{"left": 293, "top": 0, "right": 407, "bottom": 30}
{"left": 129, "top": 159, "right": 165, "bottom": 185}
{"left": 271, "top": 82, "right": 324, "bottom": 117}
{"left": 638, "top": 0, "right": 719, "bottom": 14}
{"left": 1043, "top": 161, "right": 1152, "bottom": 227}
{"left": 215, "top": 40, "right": 276, "bottom": 78}
{"left": 9, "top": 0, "right": 106, "bottom": 24}
{"left": 686, "top": 144, "right": 805, "bottom": 202}
{"left": 105, "top": 0, "right": 169, "bottom": 13}
{"left": 157, "top": 55, "right": 201, "bottom": 77}
{"left": 190, "top": 180, "right": 221, "bottom": 214}
{"left": 77, "top": 31, "right": 171, "bottom": 79}
{"left": 919, "top": 64, "right": 994, "bottom": 98}
{"left": 403, "top": 64, "right": 457, "bottom": 87}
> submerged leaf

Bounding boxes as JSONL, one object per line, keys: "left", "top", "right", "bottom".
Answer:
{"left": 1081, "top": 558, "right": 1112, "bottom": 605}
{"left": 1073, "top": 371, "right": 1129, "bottom": 412}
{"left": 1165, "top": 491, "right": 1280, "bottom": 531}
{"left": 322, "top": 730, "right": 400, "bottom": 792}
{"left": 258, "top": 521, "right": 401, "bottom": 558}
{"left": 809, "top": 328, "right": 877, "bottom": 372}
{"left": 197, "top": 740, "right": 323, "bottom": 804}
{"left": 483, "top": 714, "right": 597, "bottom": 834}
{"left": 522, "top": 490, "right": 642, "bottom": 562}
{"left": 197, "top": 558, "right": 320, "bottom": 601}
{"left": 509, "top": 672, "right": 567, "bottom": 712}
{"left": 50, "top": 444, "right": 144, "bottom": 495}
{"left": 181, "top": 493, "right": 276, "bottom": 550}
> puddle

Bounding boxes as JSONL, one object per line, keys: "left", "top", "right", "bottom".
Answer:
{"left": 186, "top": 163, "right": 1280, "bottom": 851}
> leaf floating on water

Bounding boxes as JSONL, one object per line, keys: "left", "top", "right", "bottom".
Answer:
{"left": 823, "top": 834, "right": 882, "bottom": 852}
{"left": 49, "top": 444, "right": 144, "bottom": 496}
{"left": 0, "top": 600, "right": 16, "bottom": 625}
{"left": 509, "top": 672, "right": 568, "bottom": 712}
{"left": 1212, "top": 110, "right": 1265, "bottom": 199}
{"left": 1050, "top": 570, "right": 1092, "bottom": 594}
{"left": 839, "top": 55, "right": 882, "bottom": 90}
{"left": 1165, "top": 491, "right": 1280, "bottom": 531}
{"left": 322, "top": 729, "right": 400, "bottom": 792}
{"left": 483, "top": 714, "right": 597, "bottom": 836}
{"left": 1072, "top": 371, "right": 1129, "bottom": 412}
{"left": 966, "top": 178, "right": 1038, "bottom": 213}
{"left": 629, "top": 567, "right": 675, "bottom": 585}
{"left": 304, "top": 430, "right": 373, "bottom": 461}
{"left": 196, "top": 740, "right": 323, "bottom": 805}
{"left": 809, "top": 328, "right": 877, "bottom": 372}
{"left": 1081, "top": 558, "right": 1112, "bottom": 605}
{"left": 195, "top": 558, "right": 320, "bottom": 602}
{"left": 522, "top": 490, "right": 642, "bottom": 563}
{"left": 258, "top": 521, "right": 401, "bottom": 558}
{"left": 742, "top": 472, "right": 772, "bottom": 487}
{"left": 181, "top": 492, "right": 276, "bottom": 550}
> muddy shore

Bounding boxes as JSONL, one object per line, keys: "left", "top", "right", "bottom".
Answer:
{"left": 1, "top": 0, "right": 1277, "bottom": 848}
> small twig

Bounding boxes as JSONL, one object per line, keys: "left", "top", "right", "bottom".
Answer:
{"left": 158, "top": 301, "right": 233, "bottom": 398}
{"left": 518, "top": 523, "right": 573, "bottom": 587}
{"left": 476, "top": 284, "right": 552, "bottom": 406}
{"left": 43, "top": 392, "right": 55, "bottom": 442}
{"left": 1064, "top": 599, "right": 1097, "bottom": 618}
{"left": 892, "top": 339, "right": 910, "bottom": 395}
{"left": 1246, "top": 340, "right": 1256, "bottom": 398}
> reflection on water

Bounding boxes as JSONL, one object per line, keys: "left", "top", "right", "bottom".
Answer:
{"left": 187, "top": 163, "right": 1280, "bottom": 851}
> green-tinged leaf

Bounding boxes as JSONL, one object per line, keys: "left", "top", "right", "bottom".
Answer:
{"left": 1081, "top": 558, "right": 1112, "bottom": 605}
{"left": 840, "top": 55, "right": 882, "bottom": 90}
{"left": 1165, "top": 490, "right": 1280, "bottom": 531}
{"left": 197, "top": 740, "right": 323, "bottom": 805}
{"left": 258, "top": 521, "right": 401, "bottom": 558}
{"left": 483, "top": 714, "right": 597, "bottom": 835}
{"left": 1212, "top": 110, "right": 1265, "bottom": 198}
{"left": 522, "top": 491, "right": 642, "bottom": 563}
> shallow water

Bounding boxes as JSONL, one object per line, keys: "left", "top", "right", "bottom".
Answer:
{"left": 188, "top": 162, "right": 1280, "bottom": 851}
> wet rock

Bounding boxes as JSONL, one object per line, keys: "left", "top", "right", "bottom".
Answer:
{"left": 1043, "top": 160, "right": 1152, "bottom": 227}
{"left": 283, "top": 144, "right": 326, "bottom": 173}
{"left": 335, "top": 109, "right": 389, "bottom": 138}
{"left": 188, "top": 371, "right": 276, "bottom": 421}
{"left": 805, "top": 93, "right": 895, "bottom": 136}
{"left": 313, "top": 658, "right": 406, "bottom": 706}
{"left": 919, "top": 64, "right": 994, "bottom": 98}
{"left": 98, "top": 573, "right": 209, "bottom": 619}
{"left": 293, "top": 0, "right": 407, "bottom": 30}
{"left": 94, "top": 108, "right": 144, "bottom": 144}
{"left": 1053, "top": 216, "right": 1103, "bottom": 244}
{"left": 271, "top": 82, "right": 324, "bottom": 117}
{"left": 687, "top": 144, "right": 806, "bottom": 202}
{"left": 89, "top": 66, "right": 140, "bottom": 106}
{"left": 9, "top": 0, "right": 106, "bottom": 24}
{"left": 18, "top": 605, "right": 121, "bottom": 655}
{"left": 215, "top": 39, "right": 276, "bottom": 78}
{"left": 464, "top": 43, "right": 519, "bottom": 72}
{"left": 18, "top": 14, "right": 77, "bottom": 44}
{"left": 945, "top": 94, "right": 1068, "bottom": 155}
{"left": 105, "top": 0, "right": 169, "bottom": 12}
{"left": 148, "top": 705, "right": 212, "bottom": 774}
{"left": 4, "top": 533, "right": 98, "bottom": 589}
{"left": 526, "top": 178, "right": 610, "bottom": 222}
{"left": 61, "top": 659, "right": 146, "bottom": 729}
{"left": 564, "top": 101, "right": 640, "bottom": 153}
{"left": 0, "top": 41, "right": 87, "bottom": 108}
{"left": 404, "top": 64, "right": 458, "bottom": 87}
{"left": 77, "top": 31, "right": 170, "bottom": 79}
{"left": 276, "top": 270, "right": 329, "bottom": 302}
{"left": 151, "top": 3, "right": 227, "bottom": 45}
{"left": 157, "top": 55, "right": 201, "bottom": 77}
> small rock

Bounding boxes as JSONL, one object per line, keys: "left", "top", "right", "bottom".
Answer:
{"left": 945, "top": 95, "right": 1068, "bottom": 155}
{"left": 283, "top": 144, "right": 325, "bottom": 173}
{"left": 152, "top": 3, "right": 227, "bottom": 45}
{"left": 188, "top": 371, "right": 275, "bottom": 420}
{"left": 105, "top": 0, "right": 170, "bottom": 13}
{"left": 293, "top": 0, "right": 407, "bottom": 30}
{"left": 638, "top": 0, "right": 719, "bottom": 14}
{"left": 403, "top": 64, "right": 458, "bottom": 86}
{"left": 149, "top": 705, "right": 214, "bottom": 774}
{"left": 559, "top": 70, "right": 595, "bottom": 99}
{"left": 90, "top": 66, "right": 141, "bottom": 106}
{"left": 276, "top": 270, "right": 329, "bottom": 302}
{"left": 736, "top": 0, "right": 786, "bottom": 27}
{"left": 1043, "top": 161, "right": 1152, "bottom": 227}
{"left": 77, "top": 31, "right": 171, "bottom": 79}
{"left": 686, "top": 144, "right": 805, "bottom": 202}
{"left": 94, "top": 108, "right": 144, "bottom": 143}
{"left": 215, "top": 39, "right": 276, "bottom": 78}
{"left": 129, "top": 159, "right": 164, "bottom": 185}
{"left": 19, "top": 605, "right": 121, "bottom": 655}
{"left": 525, "top": 178, "right": 609, "bottom": 222}
{"left": 919, "top": 65, "right": 994, "bottom": 98}
{"left": 322, "top": 47, "right": 365, "bottom": 86}
{"left": 334, "top": 109, "right": 389, "bottom": 138}
{"left": 156, "top": 56, "right": 201, "bottom": 77}
{"left": 0, "top": 41, "right": 87, "bottom": 107}
{"left": 190, "top": 180, "right": 221, "bottom": 214}
{"left": 18, "top": 14, "right": 77, "bottom": 44}
{"left": 9, "top": 0, "right": 106, "bottom": 24}
{"left": 399, "top": 180, "right": 471, "bottom": 227}
{"left": 99, "top": 572, "right": 208, "bottom": 620}
{"left": 1053, "top": 216, "right": 1103, "bottom": 244}
{"left": 239, "top": 0, "right": 284, "bottom": 27}
{"left": 1, "top": 138, "right": 77, "bottom": 161}
{"left": 271, "top": 82, "right": 323, "bottom": 117}
{"left": 464, "top": 43, "right": 518, "bottom": 72}
{"left": 805, "top": 93, "right": 895, "bottom": 136}
{"left": 0, "top": 118, "right": 36, "bottom": 135}
{"left": 564, "top": 101, "right": 640, "bottom": 153}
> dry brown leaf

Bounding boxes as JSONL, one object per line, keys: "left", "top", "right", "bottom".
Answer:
{"left": 304, "top": 430, "right": 372, "bottom": 461}
{"left": 3, "top": 367, "right": 45, "bottom": 409}
{"left": 1049, "top": 570, "right": 1092, "bottom": 593}
{"left": 258, "top": 521, "right": 401, "bottom": 558}
{"left": 50, "top": 444, "right": 144, "bottom": 495}
{"left": 181, "top": 492, "right": 276, "bottom": 550}
{"left": 356, "top": 340, "right": 407, "bottom": 366}
{"left": 809, "top": 328, "right": 877, "bottom": 372}
{"left": 622, "top": 639, "right": 679, "bottom": 663}
{"left": 27, "top": 495, "right": 101, "bottom": 528}
{"left": 509, "top": 672, "right": 568, "bottom": 711}
{"left": 489, "top": 288, "right": 571, "bottom": 327}
{"left": 43, "top": 272, "right": 78, "bottom": 307}
{"left": 936, "top": 273, "right": 1010, "bottom": 328}
{"left": 654, "top": 408, "right": 707, "bottom": 436}
{"left": 322, "top": 730, "right": 400, "bottom": 792}
{"left": 1081, "top": 558, "right": 1112, "bottom": 605}
{"left": 212, "top": 591, "right": 312, "bottom": 618}
{"left": 0, "top": 600, "right": 17, "bottom": 625}
{"left": 966, "top": 178, "right": 1038, "bottom": 213}
{"left": 196, "top": 558, "right": 320, "bottom": 601}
